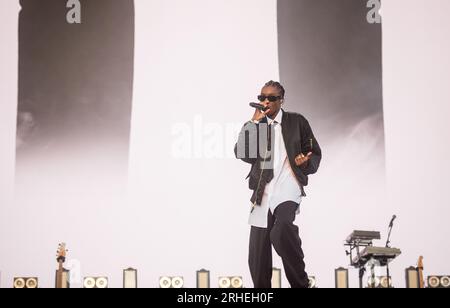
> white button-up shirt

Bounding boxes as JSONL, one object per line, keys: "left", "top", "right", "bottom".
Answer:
{"left": 248, "top": 110, "right": 302, "bottom": 228}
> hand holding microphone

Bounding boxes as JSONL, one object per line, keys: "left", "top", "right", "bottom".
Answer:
{"left": 249, "top": 102, "right": 270, "bottom": 122}
{"left": 249, "top": 102, "right": 270, "bottom": 111}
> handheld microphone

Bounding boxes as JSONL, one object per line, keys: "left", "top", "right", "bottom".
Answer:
{"left": 249, "top": 102, "right": 269, "bottom": 112}
{"left": 389, "top": 215, "right": 397, "bottom": 228}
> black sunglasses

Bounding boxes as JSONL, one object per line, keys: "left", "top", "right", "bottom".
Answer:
{"left": 258, "top": 95, "right": 282, "bottom": 102}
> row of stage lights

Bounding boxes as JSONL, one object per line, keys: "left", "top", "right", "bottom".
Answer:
{"left": 336, "top": 267, "right": 450, "bottom": 289}
{"left": 8, "top": 268, "right": 450, "bottom": 288}
{"left": 81, "top": 269, "right": 290, "bottom": 289}
{"left": 9, "top": 268, "right": 306, "bottom": 289}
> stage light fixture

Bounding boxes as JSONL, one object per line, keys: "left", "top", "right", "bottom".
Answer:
{"left": 405, "top": 267, "right": 419, "bottom": 288}
{"left": 14, "top": 278, "right": 25, "bottom": 289}
{"left": 308, "top": 276, "right": 317, "bottom": 288}
{"left": 123, "top": 268, "right": 138, "bottom": 288}
{"left": 335, "top": 268, "right": 349, "bottom": 288}
{"left": 367, "top": 276, "right": 392, "bottom": 288}
{"left": 95, "top": 277, "right": 108, "bottom": 288}
{"left": 159, "top": 276, "right": 172, "bottom": 288}
{"left": 172, "top": 276, "right": 184, "bottom": 288}
{"left": 441, "top": 276, "right": 450, "bottom": 288}
{"left": 230, "top": 276, "right": 243, "bottom": 288}
{"left": 159, "top": 276, "right": 184, "bottom": 288}
{"left": 218, "top": 277, "right": 231, "bottom": 288}
{"left": 83, "top": 277, "right": 95, "bottom": 288}
{"left": 367, "top": 276, "right": 380, "bottom": 288}
{"left": 196, "top": 269, "right": 210, "bottom": 288}
{"left": 427, "top": 275, "right": 450, "bottom": 288}
{"left": 83, "top": 277, "right": 108, "bottom": 289}
{"left": 428, "top": 276, "right": 440, "bottom": 288}
{"left": 380, "top": 276, "right": 392, "bottom": 289}
{"left": 13, "top": 277, "right": 38, "bottom": 289}
{"left": 218, "top": 276, "right": 243, "bottom": 288}
{"left": 271, "top": 268, "right": 282, "bottom": 288}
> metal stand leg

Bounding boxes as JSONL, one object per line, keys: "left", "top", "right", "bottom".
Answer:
{"left": 359, "top": 267, "right": 365, "bottom": 289}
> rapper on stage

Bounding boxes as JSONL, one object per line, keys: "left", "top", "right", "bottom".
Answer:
{"left": 235, "top": 81, "right": 322, "bottom": 288}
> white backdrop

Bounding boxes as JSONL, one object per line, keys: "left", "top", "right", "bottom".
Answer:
{"left": 1, "top": 0, "right": 450, "bottom": 288}
{"left": 0, "top": 2, "right": 18, "bottom": 212}
{"left": 0, "top": 2, "right": 19, "bottom": 288}
{"left": 128, "top": 0, "right": 280, "bottom": 288}
{"left": 382, "top": 0, "right": 450, "bottom": 286}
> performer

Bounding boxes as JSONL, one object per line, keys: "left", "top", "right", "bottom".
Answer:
{"left": 235, "top": 81, "right": 321, "bottom": 288}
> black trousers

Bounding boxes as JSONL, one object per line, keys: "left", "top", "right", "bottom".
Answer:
{"left": 249, "top": 201, "right": 309, "bottom": 288}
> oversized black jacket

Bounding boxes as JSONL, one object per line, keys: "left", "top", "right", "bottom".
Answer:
{"left": 234, "top": 110, "right": 322, "bottom": 205}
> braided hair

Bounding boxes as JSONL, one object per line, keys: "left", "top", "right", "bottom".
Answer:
{"left": 264, "top": 80, "right": 285, "bottom": 99}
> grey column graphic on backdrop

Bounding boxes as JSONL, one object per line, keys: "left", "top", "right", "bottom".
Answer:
{"left": 17, "top": 0, "right": 134, "bottom": 161}
{"left": 277, "top": 0, "right": 385, "bottom": 161}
